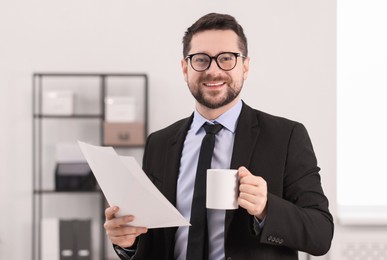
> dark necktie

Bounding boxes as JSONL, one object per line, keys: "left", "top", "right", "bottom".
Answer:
{"left": 186, "top": 123, "right": 223, "bottom": 260}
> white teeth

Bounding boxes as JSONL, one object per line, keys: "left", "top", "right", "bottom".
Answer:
{"left": 206, "top": 82, "right": 224, "bottom": 87}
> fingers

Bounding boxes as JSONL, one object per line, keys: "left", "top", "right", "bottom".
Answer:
{"left": 108, "top": 226, "right": 148, "bottom": 248}
{"left": 238, "top": 191, "right": 267, "bottom": 214}
{"left": 238, "top": 167, "right": 266, "bottom": 188}
{"left": 104, "top": 206, "right": 148, "bottom": 248}
{"left": 107, "top": 223, "right": 148, "bottom": 248}
{"left": 237, "top": 167, "right": 268, "bottom": 219}
{"left": 104, "top": 214, "right": 135, "bottom": 230}
{"left": 239, "top": 187, "right": 261, "bottom": 199}
{"left": 108, "top": 225, "right": 146, "bottom": 237}
{"left": 105, "top": 206, "right": 119, "bottom": 221}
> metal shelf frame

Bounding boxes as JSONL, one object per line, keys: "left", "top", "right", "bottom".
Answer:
{"left": 32, "top": 72, "right": 148, "bottom": 260}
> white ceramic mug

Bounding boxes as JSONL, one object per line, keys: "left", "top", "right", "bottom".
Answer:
{"left": 206, "top": 169, "right": 239, "bottom": 209}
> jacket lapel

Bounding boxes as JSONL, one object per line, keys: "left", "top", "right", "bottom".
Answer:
{"left": 225, "top": 103, "right": 260, "bottom": 236}
{"left": 162, "top": 115, "right": 193, "bottom": 205}
{"left": 162, "top": 115, "right": 193, "bottom": 259}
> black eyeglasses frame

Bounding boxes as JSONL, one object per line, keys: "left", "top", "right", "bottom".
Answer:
{"left": 185, "top": 52, "right": 246, "bottom": 72}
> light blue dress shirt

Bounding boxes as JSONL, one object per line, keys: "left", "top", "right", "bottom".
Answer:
{"left": 174, "top": 100, "right": 242, "bottom": 260}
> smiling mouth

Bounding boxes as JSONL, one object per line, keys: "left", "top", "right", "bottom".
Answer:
{"left": 203, "top": 82, "right": 225, "bottom": 87}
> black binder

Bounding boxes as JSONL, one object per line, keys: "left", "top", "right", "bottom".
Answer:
{"left": 59, "top": 219, "right": 92, "bottom": 260}
{"left": 59, "top": 220, "right": 75, "bottom": 260}
{"left": 75, "top": 220, "right": 92, "bottom": 260}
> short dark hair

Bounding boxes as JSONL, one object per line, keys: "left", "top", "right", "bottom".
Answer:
{"left": 182, "top": 13, "right": 248, "bottom": 58}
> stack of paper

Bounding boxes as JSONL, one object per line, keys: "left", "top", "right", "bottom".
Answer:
{"left": 78, "top": 141, "right": 190, "bottom": 229}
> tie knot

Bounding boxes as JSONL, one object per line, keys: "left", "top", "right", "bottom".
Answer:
{"left": 203, "top": 123, "right": 223, "bottom": 135}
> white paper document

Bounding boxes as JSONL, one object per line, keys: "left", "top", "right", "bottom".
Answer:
{"left": 78, "top": 141, "right": 190, "bottom": 229}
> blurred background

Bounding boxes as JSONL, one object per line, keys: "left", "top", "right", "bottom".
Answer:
{"left": 0, "top": 0, "right": 385, "bottom": 259}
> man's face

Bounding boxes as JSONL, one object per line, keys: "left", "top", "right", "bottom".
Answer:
{"left": 182, "top": 30, "right": 250, "bottom": 109}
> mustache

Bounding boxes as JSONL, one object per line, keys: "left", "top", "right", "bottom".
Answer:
{"left": 199, "top": 75, "right": 230, "bottom": 82}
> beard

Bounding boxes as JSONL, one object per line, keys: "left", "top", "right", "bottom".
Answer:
{"left": 188, "top": 75, "right": 243, "bottom": 109}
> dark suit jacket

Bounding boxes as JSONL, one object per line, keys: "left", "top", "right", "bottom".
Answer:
{"left": 118, "top": 102, "right": 334, "bottom": 260}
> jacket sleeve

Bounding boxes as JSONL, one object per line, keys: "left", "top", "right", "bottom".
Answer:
{"left": 259, "top": 123, "right": 334, "bottom": 256}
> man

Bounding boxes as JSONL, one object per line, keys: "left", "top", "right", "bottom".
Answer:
{"left": 104, "top": 13, "right": 334, "bottom": 260}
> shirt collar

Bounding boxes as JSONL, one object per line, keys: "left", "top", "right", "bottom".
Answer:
{"left": 192, "top": 99, "right": 242, "bottom": 134}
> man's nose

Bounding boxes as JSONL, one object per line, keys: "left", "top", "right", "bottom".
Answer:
{"left": 206, "top": 58, "right": 222, "bottom": 74}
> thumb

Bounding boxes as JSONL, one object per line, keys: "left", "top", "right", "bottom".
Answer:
{"left": 238, "top": 166, "right": 251, "bottom": 178}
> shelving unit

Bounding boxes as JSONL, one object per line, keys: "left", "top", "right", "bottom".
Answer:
{"left": 32, "top": 73, "right": 148, "bottom": 260}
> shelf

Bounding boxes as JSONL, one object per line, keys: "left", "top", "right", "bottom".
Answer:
{"left": 34, "top": 190, "right": 102, "bottom": 194}
{"left": 34, "top": 72, "right": 147, "bottom": 77}
{"left": 106, "top": 144, "right": 145, "bottom": 148}
{"left": 33, "top": 114, "right": 102, "bottom": 119}
{"left": 32, "top": 72, "right": 148, "bottom": 260}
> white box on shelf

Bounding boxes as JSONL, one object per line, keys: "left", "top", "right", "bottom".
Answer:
{"left": 42, "top": 91, "right": 74, "bottom": 115}
{"left": 105, "top": 96, "right": 136, "bottom": 122}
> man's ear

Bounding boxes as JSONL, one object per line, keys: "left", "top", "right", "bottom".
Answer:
{"left": 181, "top": 59, "right": 188, "bottom": 82}
{"left": 243, "top": 57, "right": 250, "bottom": 80}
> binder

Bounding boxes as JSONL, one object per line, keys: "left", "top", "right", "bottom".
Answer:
{"left": 59, "top": 220, "right": 75, "bottom": 260}
{"left": 74, "top": 220, "right": 92, "bottom": 260}
{"left": 59, "top": 219, "right": 92, "bottom": 260}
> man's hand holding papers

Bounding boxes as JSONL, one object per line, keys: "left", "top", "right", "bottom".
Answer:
{"left": 104, "top": 206, "right": 148, "bottom": 248}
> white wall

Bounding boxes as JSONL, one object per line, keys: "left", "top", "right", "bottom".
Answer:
{"left": 0, "top": 1, "right": 336, "bottom": 259}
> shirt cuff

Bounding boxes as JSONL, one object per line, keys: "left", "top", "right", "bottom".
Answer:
{"left": 253, "top": 216, "right": 266, "bottom": 234}
{"left": 113, "top": 245, "right": 136, "bottom": 259}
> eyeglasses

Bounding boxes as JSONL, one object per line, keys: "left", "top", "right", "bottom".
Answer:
{"left": 185, "top": 52, "right": 246, "bottom": 72}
